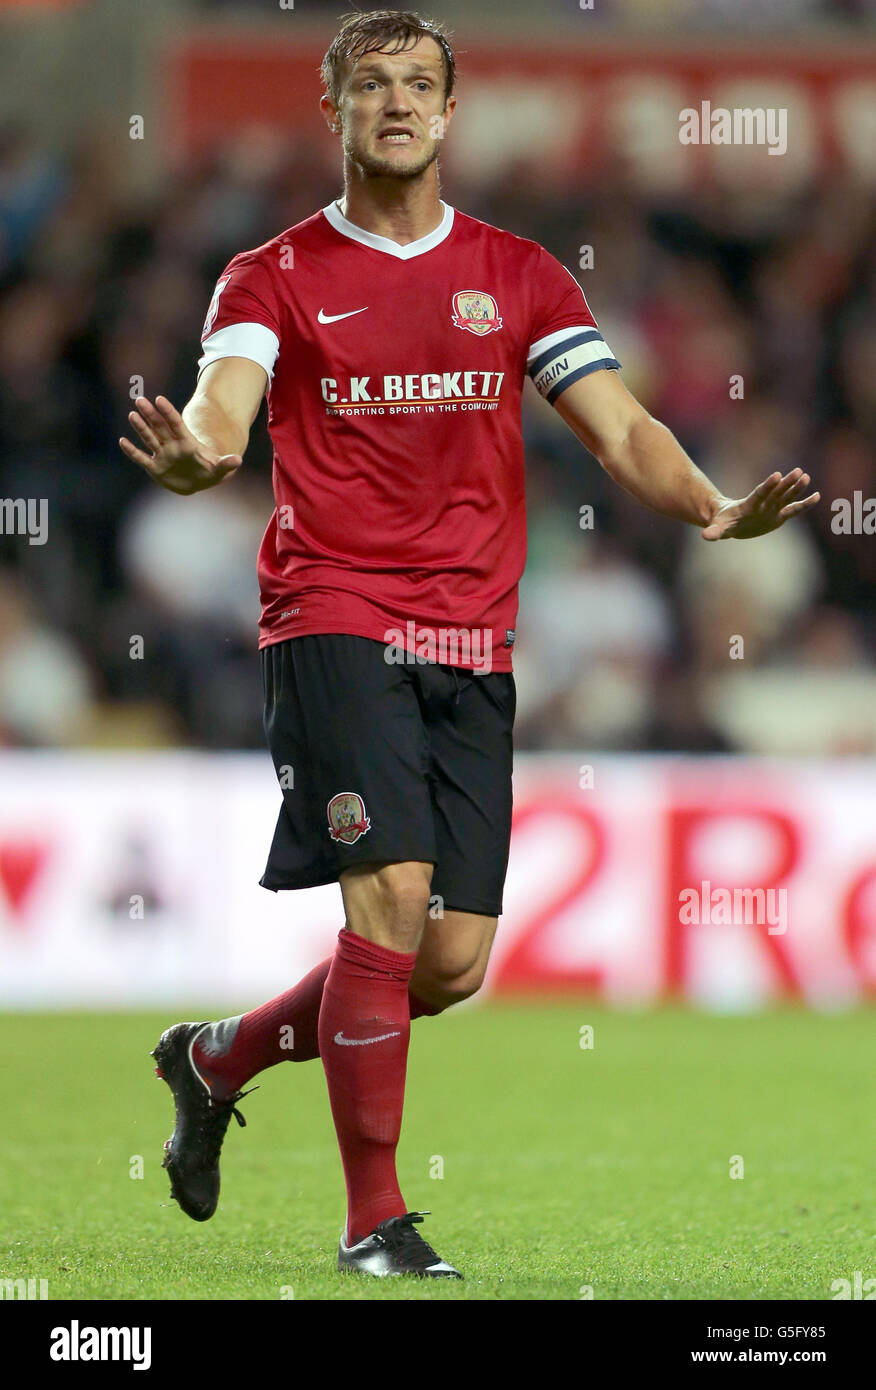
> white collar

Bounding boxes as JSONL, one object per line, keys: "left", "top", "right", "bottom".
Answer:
{"left": 322, "top": 199, "right": 455, "bottom": 260}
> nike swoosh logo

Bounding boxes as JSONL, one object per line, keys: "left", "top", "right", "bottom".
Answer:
{"left": 318, "top": 307, "right": 369, "bottom": 324}
{"left": 333, "top": 1030, "right": 401, "bottom": 1046}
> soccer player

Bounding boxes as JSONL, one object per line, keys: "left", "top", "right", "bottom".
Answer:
{"left": 119, "top": 10, "right": 819, "bottom": 1279}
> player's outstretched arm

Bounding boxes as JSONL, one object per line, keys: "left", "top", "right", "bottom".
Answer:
{"left": 118, "top": 356, "right": 268, "bottom": 495}
{"left": 552, "top": 369, "right": 820, "bottom": 540}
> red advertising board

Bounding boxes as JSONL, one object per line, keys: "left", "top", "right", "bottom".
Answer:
{"left": 165, "top": 35, "right": 876, "bottom": 187}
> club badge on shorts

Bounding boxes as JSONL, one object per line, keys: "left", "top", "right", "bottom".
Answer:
{"left": 451, "top": 290, "right": 503, "bottom": 336}
{"left": 327, "top": 792, "right": 371, "bottom": 845}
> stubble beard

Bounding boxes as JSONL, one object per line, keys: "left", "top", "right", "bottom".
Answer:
{"left": 342, "top": 127, "right": 442, "bottom": 182}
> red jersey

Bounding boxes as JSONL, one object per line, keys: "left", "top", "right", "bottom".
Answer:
{"left": 198, "top": 200, "right": 619, "bottom": 671}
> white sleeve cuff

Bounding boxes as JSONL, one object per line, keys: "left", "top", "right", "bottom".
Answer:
{"left": 198, "top": 322, "right": 280, "bottom": 382}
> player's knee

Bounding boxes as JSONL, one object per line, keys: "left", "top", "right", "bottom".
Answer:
{"left": 343, "top": 860, "right": 434, "bottom": 946}
{"left": 416, "top": 962, "right": 487, "bottom": 1011}
{"left": 439, "top": 974, "right": 483, "bottom": 1008}
{"left": 374, "top": 861, "right": 433, "bottom": 925}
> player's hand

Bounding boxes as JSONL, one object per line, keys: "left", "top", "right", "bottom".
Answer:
{"left": 119, "top": 395, "right": 242, "bottom": 495}
{"left": 701, "top": 469, "right": 820, "bottom": 541}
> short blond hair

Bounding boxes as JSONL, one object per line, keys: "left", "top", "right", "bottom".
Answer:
{"left": 321, "top": 9, "right": 456, "bottom": 108}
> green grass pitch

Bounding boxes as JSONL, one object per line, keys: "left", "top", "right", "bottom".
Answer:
{"left": 1, "top": 1004, "right": 872, "bottom": 1300}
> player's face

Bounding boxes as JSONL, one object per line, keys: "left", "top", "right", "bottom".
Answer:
{"left": 331, "top": 37, "right": 454, "bottom": 180}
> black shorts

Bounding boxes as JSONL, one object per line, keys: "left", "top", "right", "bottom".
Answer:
{"left": 259, "top": 634, "right": 516, "bottom": 917}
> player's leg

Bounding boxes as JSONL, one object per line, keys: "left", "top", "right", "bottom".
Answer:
{"left": 151, "top": 947, "right": 446, "bottom": 1229}
{"left": 154, "top": 642, "right": 511, "bottom": 1252}
{"left": 168, "top": 904, "right": 495, "bottom": 1114}
{"left": 185, "top": 952, "right": 442, "bottom": 1094}
{"left": 196, "top": 636, "right": 445, "bottom": 1098}
{"left": 163, "top": 880, "right": 493, "bottom": 1138}
{"left": 152, "top": 908, "right": 498, "bottom": 1238}
{"left": 410, "top": 908, "right": 499, "bottom": 1009}
{"left": 148, "top": 903, "right": 496, "bottom": 1227}
{"left": 169, "top": 905, "right": 492, "bottom": 1142}
{"left": 326, "top": 857, "right": 463, "bottom": 1276}
{"left": 323, "top": 871, "right": 488, "bottom": 1228}
{"left": 319, "top": 860, "right": 430, "bottom": 1247}
{"left": 329, "top": 662, "right": 515, "bottom": 1276}
{"left": 153, "top": 634, "right": 439, "bottom": 1226}
{"left": 311, "top": 657, "right": 508, "bottom": 1277}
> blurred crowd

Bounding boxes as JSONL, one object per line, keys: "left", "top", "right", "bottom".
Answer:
{"left": 0, "top": 116, "right": 873, "bottom": 754}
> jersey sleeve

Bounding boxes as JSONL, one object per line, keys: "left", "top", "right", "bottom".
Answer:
{"left": 526, "top": 247, "right": 620, "bottom": 405}
{"left": 197, "top": 250, "right": 282, "bottom": 384}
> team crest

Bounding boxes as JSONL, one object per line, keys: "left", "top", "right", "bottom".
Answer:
{"left": 327, "top": 792, "right": 371, "bottom": 845}
{"left": 451, "top": 290, "right": 503, "bottom": 336}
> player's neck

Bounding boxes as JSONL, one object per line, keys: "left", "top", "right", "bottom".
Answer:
{"left": 336, "top": 171, "right": 445, "bottom": 248}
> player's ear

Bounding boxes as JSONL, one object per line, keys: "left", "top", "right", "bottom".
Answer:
{"left": 320, "top": 93, "right": 341, "bottom": 135}
{"left": 441, "top": 94, "right": 457, "bottom": 133}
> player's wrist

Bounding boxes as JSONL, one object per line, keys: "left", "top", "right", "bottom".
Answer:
{"left": 701, "top": 491, "right": 732, "bottom": 526}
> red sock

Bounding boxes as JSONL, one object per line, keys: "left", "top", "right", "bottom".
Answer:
{"left": 193, "top": 957, "right": 440, "bottom": 1097}
{"left": 318, "top": 929, "right": 417, "bottom": 1245}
